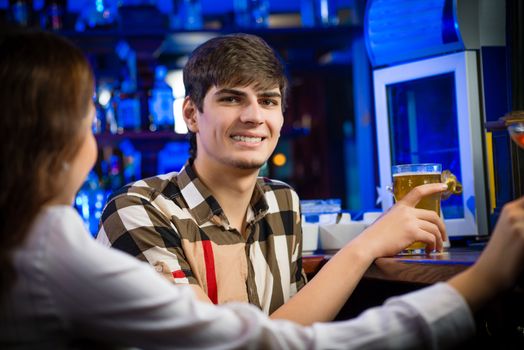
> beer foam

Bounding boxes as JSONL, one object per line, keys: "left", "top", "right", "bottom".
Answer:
{"left": 393, "top": 171, "right": 440, "bottom": 177}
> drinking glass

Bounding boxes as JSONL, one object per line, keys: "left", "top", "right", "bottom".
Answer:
{"left": 392, "top": 163, "right": 442, "bottom": 254}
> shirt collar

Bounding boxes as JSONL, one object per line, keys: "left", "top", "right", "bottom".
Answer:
{"left": 176, "top": 161, "right": 269, "bottom": 228}
{"left": 251, "top": 179, "right": 270, "bottom": 222}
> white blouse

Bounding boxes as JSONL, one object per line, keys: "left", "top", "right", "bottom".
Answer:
{"left": 0, "top": 205, "right": 475, "bottom": 349}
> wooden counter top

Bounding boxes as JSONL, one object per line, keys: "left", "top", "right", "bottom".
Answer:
{"left": 303, "top": 247, "right": 483, "bottom": 284}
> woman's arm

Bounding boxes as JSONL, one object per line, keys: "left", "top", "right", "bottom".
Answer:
{"left": 46, "top": 206, "right": 474, "bottom": 350}
{"left": 448, "top": 196, "right": 524, "bottom": 312}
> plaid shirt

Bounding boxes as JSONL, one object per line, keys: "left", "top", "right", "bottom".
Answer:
{"left": 96, "top": 162, "right": 306, "bottom": 315}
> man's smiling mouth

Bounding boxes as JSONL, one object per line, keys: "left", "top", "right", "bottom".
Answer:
{"left": 231, "top": 135, "right": 264, "bottom": 143}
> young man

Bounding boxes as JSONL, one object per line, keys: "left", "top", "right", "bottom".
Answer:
{"left": 97, "top": 34, "right": 448, "bottom": 325}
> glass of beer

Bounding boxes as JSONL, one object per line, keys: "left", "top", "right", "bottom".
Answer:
{"left": 392, "top": 163, "right": 442, "bottom": 254}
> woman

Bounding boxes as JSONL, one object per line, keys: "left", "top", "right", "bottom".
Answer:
{"left": 1, "top": 27, "right": 524, "bottom": 349}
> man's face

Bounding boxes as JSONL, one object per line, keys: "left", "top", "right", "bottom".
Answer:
{"left": 193, "top": 84, "right": 283, "bottom": 171}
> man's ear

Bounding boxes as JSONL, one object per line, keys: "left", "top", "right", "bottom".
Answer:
{"left": 182, "top": 96, "right": 199, "bottom": 132}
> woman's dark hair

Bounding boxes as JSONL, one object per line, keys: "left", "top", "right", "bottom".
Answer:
{"left": 183, "top": 33, "right": 288, "bottom": 161}
{"left": 0, "top": 27, "right": 94, "bottom": 297}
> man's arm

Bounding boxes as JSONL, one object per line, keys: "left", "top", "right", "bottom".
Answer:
{"left": 270, "top": 183, "right": 449, "bottom": 325}
{"left": 97, "top": 192, "right": 200, "bottom": 287}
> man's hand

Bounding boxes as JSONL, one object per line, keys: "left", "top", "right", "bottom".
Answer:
{"left": 351, "top": 183, "right": 448, "bottom": 259}
{"left": 154, "top": 261, "right": 177, "bottom": 283}
{"left": 154, "top": 261, "right": 213, "bottom": 303}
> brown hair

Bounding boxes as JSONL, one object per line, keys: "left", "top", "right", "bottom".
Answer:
{"left": 183, "top": 33, "right": 288, "bottom": 161}
{"left": 0, "top": 27, "right": 94, "bottom": 297}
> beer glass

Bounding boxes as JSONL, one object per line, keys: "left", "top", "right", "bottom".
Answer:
{"left": 392, "top": 163, "right": 442, "bottom": 254}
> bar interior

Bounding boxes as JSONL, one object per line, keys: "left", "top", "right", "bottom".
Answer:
{"left": 1, "top": 0, "right": 524, "bottom": 348}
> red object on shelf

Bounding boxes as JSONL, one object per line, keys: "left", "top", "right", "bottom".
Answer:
{"left": 512, "top": 133, "right": 524, "bottom": 148}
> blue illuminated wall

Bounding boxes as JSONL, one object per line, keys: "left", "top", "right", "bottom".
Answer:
{"left": 365, "top": 0, "right": 464, "bottom": 67}
{"left": 0, "top": 0, "right": 354, "bottom": 13}
{"left": 59, "top": 0, "right": 356, "bottom": 15}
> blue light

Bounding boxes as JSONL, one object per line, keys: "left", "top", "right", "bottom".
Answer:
{"left": 157, "top": 142, "right": 190, "bottom": 174}
{"left": 74, "top": 171, "right": 106, "bottom": 237}
{"left": 96, "top": 0, "right": 104, "bottom": 13}
{"left": 364, "top": 0, "right": 464, "bottom": 67}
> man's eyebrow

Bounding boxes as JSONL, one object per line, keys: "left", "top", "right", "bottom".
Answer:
{"left": 214, "top": 88, "right": 247, "bottom": 96}
{"left": 258, "top": 91, "right": 281, "bottom": 99}
{"left": 214, "top": 88, "right": 281, "bottom": 99}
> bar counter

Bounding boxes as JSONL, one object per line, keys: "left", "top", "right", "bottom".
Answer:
{"left": 303, "top": 247, "right": 524, "bottom": 346}
{"left": 303, "top": 247, "right": 481, "bottom": 284}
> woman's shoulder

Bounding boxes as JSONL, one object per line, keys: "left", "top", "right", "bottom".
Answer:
{"left": 36, "top": 205, "right": 88, "bottom": 244}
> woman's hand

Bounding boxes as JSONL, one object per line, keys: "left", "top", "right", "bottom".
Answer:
{"left": 448, "top": 196, "right": 524, "bottom": 312}
{"left": 351, "top": 183, "right": 448, "bottom": 260}
{"left": 471, "top": 196, "right": 524, "bottom": 293}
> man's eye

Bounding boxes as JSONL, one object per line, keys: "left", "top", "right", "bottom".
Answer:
{"left": 220, "top": 96, "right": 240, "bottom": 103}
{"left": 261, "top": 99, "right": 278, "bottom": 106}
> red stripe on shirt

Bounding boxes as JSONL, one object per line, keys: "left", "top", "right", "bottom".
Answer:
{"left": 202, "top": 240, "right": 218, "bottom": 304}
{"left": 171, "top": 270, "right": 186, "bottom": 279}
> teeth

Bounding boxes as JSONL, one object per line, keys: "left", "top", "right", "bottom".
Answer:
{"left": 232, "top": 135, "right": 262, "bottom": 143}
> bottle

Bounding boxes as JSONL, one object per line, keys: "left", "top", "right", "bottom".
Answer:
{"left": 115, "top": 81, "right": 141, "bottom": 133}
{"left": 120, "top": 139, "right": 142, "bottom": 184}
{"left": 108, "top": 152, "right": 124, "bottom": 190}
{"left": 157, "top": 141, "right": 189, "bottom": 174}
{"left": 149, "top": 65, "right": 175, "bottom": 132}
{"left": 170, "top": 0, "right": 203, "bottom": 30}
{"left": 75, "top": 0, "right": 119, "bottom": 31}
{"left": 98, "top": 148, "right": 125, "bottom": 191}
{"left": 94, "top": 84, "right": 116, "bottom": 134}
{"left": 300, "top": 0, "right": 339, "bottom": 27}
{"left": 115, "top": 41, "right": 141, "bottom": 132}
{"left": 300, "top": 0, "right": 315, "bottom": 27}
{"left": 249, "top": 0, "right": 270, "bottom": 27}
{"left": 74, "top": 171, "right": 106, "bottom": 237}
{"left": 105, "top": 100, "right": 118, "bottom": 134}
{"left": 43, "top": 0, "right": 64, "bottom": 30}
{"left": 92, "top": 100, "right": 104, "bottom": 134}
{"left": 234, "top": 0, "right": 270, "bottom": 28}
{"left": 9, "top": 0, "right": 30, "bottom": 26}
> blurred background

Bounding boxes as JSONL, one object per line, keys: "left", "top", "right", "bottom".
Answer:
{"left": 1, "top": 0, "right": 522, "bottom": 240}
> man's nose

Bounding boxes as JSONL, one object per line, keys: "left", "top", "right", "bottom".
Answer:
{"left": 240, "top": 100, "right": 264, "bottom": 124}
